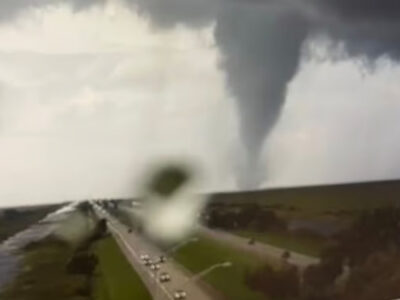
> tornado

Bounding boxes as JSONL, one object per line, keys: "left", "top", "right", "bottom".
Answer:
{"left": 3, "top": 0, "right": 400, "bottom": 189}
{"left": 215, "top": 3, "right": 309, "bottom": 188}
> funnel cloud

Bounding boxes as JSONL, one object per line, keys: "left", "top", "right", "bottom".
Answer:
{"left": 215, "top": 4, "right": 308, "bottom": 187}
{"left": 1, "top": 0, "right": 400, "bottom": 190}
{"left": 121, "top": 0, "right": 400, "bottom": 188}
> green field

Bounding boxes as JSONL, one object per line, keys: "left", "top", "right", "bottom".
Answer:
{"left": 212, "top": 179, "right": 400, "bottom": 214}
{"left": 1, "top": 238, "right": 87, "bottom": 300}
{"left": 94, "top": 236, "right": 151, "bottom": 300}
{"left": 173, "top": 236, "right": 268, "bottom": 300}
{"left": 2, "top": 218, "right": 151, "bottom": 300}
{"left": 0, "top": 204, "right": 60, "bottom": 242}
{"left": 235, "top": 230, "right": 326, "bottom": 257}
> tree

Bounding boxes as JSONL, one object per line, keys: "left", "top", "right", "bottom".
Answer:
{"left": 246, "top": 263, "right": 300, "bottom": 299}
{"left": 3, "top": 208, "right": 20, "bottom": 220}
{"left": 334, "top": 206, "right": 400, "bottom": 266}
{"left": 77, "top": 218, "right": 108, "bottom": 252}
{"left": 76, "top": 202, "right": 92, "bottom": 218}
{"left": 341, "top": 249, "right": 400, "bottom": 300}
{"left": 301, "top": 207, "right": 400, "bottom": 300}
{"left": 66, "top": 252, "right": 98, "bottom": 276}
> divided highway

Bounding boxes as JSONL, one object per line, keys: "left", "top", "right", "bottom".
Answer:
{"left": 121, "top": 204, "right": 319, "bottom": 269}
{"left": 200, "top": 227, "right": 320, "bottom": 269}
{"left": 92, "top": 203, "right": 213, "bottom": 300}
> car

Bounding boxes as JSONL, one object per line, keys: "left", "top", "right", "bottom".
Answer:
{"left": 144, "top": 259, "right": 153, "bottom": 266}
{"left": 140, "top": 254, "right": 150, "bottom": 261}
{"left": 282, "top": 250, "right": 291, "bottom": 261}
{"left": 150, "top": 263, "right": 160, "bottom": 271}
{"left": 248, "top": 238, "right": 256, "bottom": 245}
{"left": 173, "top": 290, "right": 186, "bottom": 299}
{"left": 159, "top": 272, "right": 171, "bottom": 282}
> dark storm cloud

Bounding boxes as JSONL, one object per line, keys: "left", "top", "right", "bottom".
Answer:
{"left": 315, "top": 0, "right": 400, "bottom": 21}
{"left": 126, "top": 0, "right": 219, "bottom": 28}
{"left": 121, "top": 0, "right": 310, "bottom": 187}
{"left": 311, "top": 0, "right": 400, "bottom": 61}
{"left": 122, "top": 0, "right": 310, "bottom": 187}
{"left": 215, "top": 3, "right": 309, "bottom": 187}
{"left": 0, "top": 0, "right": 102, "bottom": 21}
{"left": 2, "top": 0, "right": 400, "bottom": 188}
{"left": 122, "top": 0, "right": 400, "bottom": 188}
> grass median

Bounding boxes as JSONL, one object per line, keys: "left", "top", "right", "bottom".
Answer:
{"left": 93, "top": 236, "right": 151, "bottom": 300}
{"left": 1, "top": 238, "right": 88, "bottom": 300}
{"left": 235, "top": 230, "right": 325, "bottom": 257}
{"left": 173, "top": 236, "right": 268, "bottom": 300}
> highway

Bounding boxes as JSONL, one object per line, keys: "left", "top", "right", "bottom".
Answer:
{"left": 201, "top": 226, "right": 320, "bottom": 269}
{"left": 120, "top": 204, "right": 319, "bottom": 269}
{"left": 92, "top": 203, "right": 213, "bottom": 300}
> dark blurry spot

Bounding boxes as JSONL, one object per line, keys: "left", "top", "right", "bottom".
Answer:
{"left": 148, "top": 165, "right": 190, "bottom": 197}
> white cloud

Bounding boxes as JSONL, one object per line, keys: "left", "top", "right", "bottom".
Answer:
{"left": 0, "top": 1, "right": 214, "bottom": 54}
{"left": 0, "top": 1, "right": 235, "bottom": 206}
{"left": 1, "top": 0, "right": 400, "bottom": 206}
{"left": 265, "top": 57, "right": 400, "bottom": 187}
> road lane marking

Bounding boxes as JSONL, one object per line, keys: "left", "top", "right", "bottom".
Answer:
{"left": 94, "top": 206, "right": 174, "bottom": 300}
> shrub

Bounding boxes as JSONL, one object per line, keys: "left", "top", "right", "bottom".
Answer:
{"left": 246, "top": 263, "right": 300, "bottom": 299}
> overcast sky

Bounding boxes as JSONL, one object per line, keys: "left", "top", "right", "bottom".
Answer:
{"left": 1, "top": 0, "right": 400, "bottom": 206}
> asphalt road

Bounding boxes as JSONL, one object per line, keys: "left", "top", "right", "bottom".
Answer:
{"left": 121, "top": 204, "right": 320, "bottom": 268}
{"left": 92, "top": 203, "right": 213, "bottom": 300}
{"left": 200, "top": 226, "right": 320, "bottom": 269}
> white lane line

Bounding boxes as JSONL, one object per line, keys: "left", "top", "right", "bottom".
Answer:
{"left": 94, "top": 206, "right": 174, "bottom": 300}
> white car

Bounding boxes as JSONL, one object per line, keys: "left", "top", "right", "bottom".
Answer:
{"left": 140, "top": 254, "right": 150, "bottom": 261}
{"left": 150, "top": 263, "right": 160, "bottom": 271}
{"left": 159, "top": 272, "right": 171, "bottom": 282}
{"left": 173, "top": 290, "right": 187, "bottom": 299}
